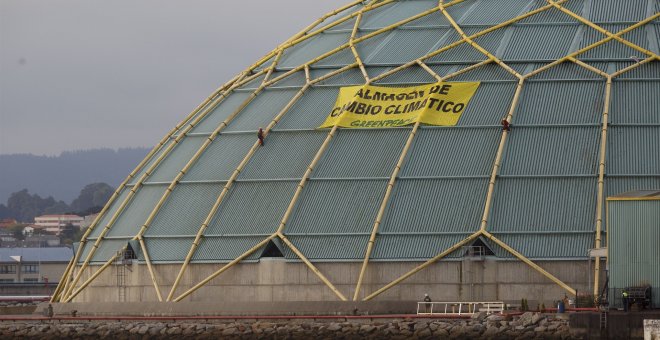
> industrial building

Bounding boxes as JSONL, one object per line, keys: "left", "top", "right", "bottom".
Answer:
{"left": 54, "top": 0, "right": 660, "bottom": 306}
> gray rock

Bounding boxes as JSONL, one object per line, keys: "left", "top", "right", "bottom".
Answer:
{"left": 531, "top": 313, "right": 542, "bottom": 325}
{"left": 326, "top": 323, "right": 342, "bottom": 332}
{"left": 534, "top": 326, "right": 547, "bottom": 332}
{"left": 416, "top": 327, "right": 432, "bottom": 337}
{"left": 472, "top": 311, "right": 488, "bottom": 321}
{"left": 359, "top": 325, "right": 376, "bottom": 333}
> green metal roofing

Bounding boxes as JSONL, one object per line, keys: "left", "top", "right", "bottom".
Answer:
{"left": 78, "top": 0, "right": 660, "bottom": 267}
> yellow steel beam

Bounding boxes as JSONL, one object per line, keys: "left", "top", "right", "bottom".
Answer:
{"left": 278, "top": 233, "right": 347, "bottom": 301}
{"left": 482, "top": 231, "right": 576, "bottom": 296}
{"left": 173, "top": 235, "right": 276, "bottom": 302}
{"left": 438, "top": 2, "right": 522, "bottom": 80}
{"left": 63, "top": 249, "right": 123, "bottom": 303}
{"left": 480, "top": 78, "right": 525, "bottom": 231}
{"left": 525, "top": 12, "right": 660, "bottom": 79}
{"left": 138, "top": 237, "right": 163, "bottom": 302}
{"left": 64, "top": 78, "right": 260, "bottom": 301}
{"left": 592, "top": 76, "right": 612, "bottom": 297}
{"left": 363, "top": 232, "right": 481, "bottom": 301}
{"left": 166, "top": 63, "right": 358, "bottom": 301}
{"left": 548, "top": 0, "right": 659, "bottom": 59}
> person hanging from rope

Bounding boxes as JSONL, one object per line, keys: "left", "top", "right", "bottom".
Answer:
{"left": 501, "top": 119, "right": 511, "bottom": 132}
{"left": 257, "top": 127, "right": 265, "bottom": 146}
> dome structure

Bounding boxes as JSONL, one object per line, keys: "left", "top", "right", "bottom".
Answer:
{"left": 54, "top": 0, "right": 660, "bottom": 304}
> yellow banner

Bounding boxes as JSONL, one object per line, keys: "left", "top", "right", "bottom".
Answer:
{"left": 319, "top": 82, "right": 480, "bottom": 128}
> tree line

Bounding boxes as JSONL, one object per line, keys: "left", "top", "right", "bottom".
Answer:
{"left": 0, "top": 183, "right": 114, "bottom": 222}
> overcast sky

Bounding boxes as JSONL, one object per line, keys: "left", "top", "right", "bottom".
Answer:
{"left": 0, "top": 1, "right": 346, "bottom": 155}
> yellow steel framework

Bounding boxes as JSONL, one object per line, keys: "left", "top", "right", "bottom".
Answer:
{"left": 55, "top": 0, "right": 660, "bottom": 303}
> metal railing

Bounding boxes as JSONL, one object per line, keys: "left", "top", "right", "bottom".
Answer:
{"left": 416, "top": 301, "right": 504, "bottom": 315}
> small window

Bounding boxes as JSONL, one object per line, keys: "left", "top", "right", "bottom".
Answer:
{"left": 0, "top": 279, "right": 15, "bottom": 283}
{"left": 21, "top": 264, "right": 39, "bottom": 273}
{"left": 0, "top": 265, "right": 16, "bottom": 274}
{"left": 23, "top": 278, "right": 38, "bottom": 283}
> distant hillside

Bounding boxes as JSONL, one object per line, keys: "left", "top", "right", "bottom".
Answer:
{"left": 0, "top": 148, "right": 150, "bottom": 204}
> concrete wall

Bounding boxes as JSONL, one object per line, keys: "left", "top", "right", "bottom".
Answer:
{"left": 70, "top": 258, "right": 595, "bottom": 306}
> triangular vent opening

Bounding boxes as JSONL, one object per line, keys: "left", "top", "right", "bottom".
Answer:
{"left": 261, "top": 240, "right": 284, "bottom": 258}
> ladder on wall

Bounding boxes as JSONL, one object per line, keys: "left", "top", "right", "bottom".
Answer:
{"left": 599, "top": 307, "right": 608, "bottom": 330}
{"left": 114, "top": 249, "right": 131, "bottom": 302}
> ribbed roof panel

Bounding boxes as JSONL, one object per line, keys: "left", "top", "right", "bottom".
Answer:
{"left": 489, "top": 177, "right": 597, "bottom": 232}
{"left": 401, "top": 128, "right": 500, "bottom": 177}
{"left": 286, "top": 179, "right": 387, "bottom": 234}
{"left": 380, "top": 178, "right": 488, "bottom": 233}
{"left": 205, "top": 181, "right": 298, "bottom": 236}
{"left": 145, "top": 183, "right": 219, "bottom": 237}
{"left": 312, "top": 129, "right": 410, "bottom": 179}
{"left": 239, "top": 131, "right": 327, "bottom": 180}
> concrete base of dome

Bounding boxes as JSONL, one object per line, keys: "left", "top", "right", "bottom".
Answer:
{"left": 67, "top": 258, "right": 600, "bottom": 308}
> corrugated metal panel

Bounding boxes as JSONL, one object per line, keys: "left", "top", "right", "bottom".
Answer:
{"left": 325, "top": 16, "right": 358, "bottom": 32}
{"left": 190, "top": 91, "right": 252, "bottom": 134}
{"left": 371, "top": 234, "right": 468, "bottom": 259}
{"left": 204, "top": 181, "right": 298, "bottom": 235}
{"left": 105, "top": 184, "right": 168, "bottom": 237}
{"left": 89, "top": 239, "right": 129, "bottom": 263}
{"left": 282, "top": 235, "right": 369, "bottom": 260}
{"left": 312, "top": 129, "right": 410, "bottom": 178}
{"left": 607, "top": 126, "right": 660, "bottom": 174}
{"left": 360, "top": 0, "right": 438, "bottom": 29}
{"left": 239, "top": 131, "right": 327, "bottom": 179}
{"left": 87, "top": 188, "right": 130, "bottom": 238}
{"left": 503, "top": 25, "right": 579, "bottom": 61}
{"left": 373, "top": 64, "right": 438, "bottom": 84}
{"left": 380, "top": 178, "right": 488, "bottom": 233}
{"left": 401, "top": 128, "right": 500, "bottom": 177}
{"left": 278, "top": 32, "right": 350, "bottom": 69}
{"left": 182, "top": 134, "right": 255, "bottom": 182}
{"left": 286, "top": 179, "right": 387, "bottom": 234}
{"left": 147, "top": 136, "right": 206, "bottom": 183}
{"left": 617, "top": 61, "right": 660, "bottom": 79}
{"left": 274, "top": 87, "right": 340, "bottom": 130}
{"left": 192, "top": 236, "right": 268, "bottom": 262}
{"left": 366, "top": 28, "right": 453, "bottom": 64}
{"left": 608, "top": 200, "right": 660, "bottom": 306}
{"left": 224, "top": 88, "right": 299, "bottom": 132}
{"left": 440, "top": 63, "right": 519, "bottom": 81}
{"left": 426, "top": 28, "right": 504, "bottom": 63}
{"left": 140, "top": 237, "right": 193, "bottom": 262}
{"left": 313, "top": 46, "right": 357, "bottom": 68}
{"left": 267, "top": 71, "right": 306, "bottom": 88}
{"left": 385, "top": 0, "right": 472, "bottom": 28}
{"left": 580, "top": 24, "right": 650, "bottom": 59}
{"left": 455, "top": 82, "right": 518, "bottom": 126}
{"left": 500, "top": 126, "right": 600, "bottom": 175}
{"left": 310, "top": 68, "right": 366, "bottom": 86}
{"left": 489, "top": 177, "right": 597, "bottom": 232}
{"left": 144, "top": 183, "right": 219, "bottom": 236}
{"left": 590, "top": 0, "right": 648, "bottom": 22}
{"left": 128, "top": 138, "right": 176, "bottom": 185}
{"left": 489, "top": 233, "right": 593, "bottom": 258}
{"left": 515, "top": 81, "right": 605, "bottom": 124}
{"left": 460, "top": 0, "right": 532, "bottom": 25}
{"left": 527, "top": 62, "right": 605, "bottom": 80}
{"left": 605, "top": 177, "right": 660, "bottom": 197}
{"left": 520, "top": 0, "right": 585, "bottom": 23}
{"left": 611, "top": 81, "right": 660, "bottom": 124}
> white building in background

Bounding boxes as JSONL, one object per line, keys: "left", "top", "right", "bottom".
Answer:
{"left": 34, "top": 214, "right": 83, "bottom": 234}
